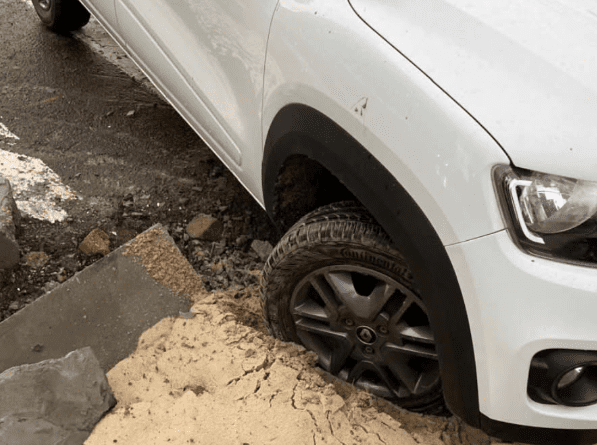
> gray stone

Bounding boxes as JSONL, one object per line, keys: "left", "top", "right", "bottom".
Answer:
{"left": 0, "top": 347, "right": 116, "bottom": 445}
{"left": 251, "top": 239, "right": 273, "bottom": 262}
{"left": 186, "top": 214, "right": 223, "bottom": 241}
{"left": 0, "top": 176, "right": 20, "bottom": 269}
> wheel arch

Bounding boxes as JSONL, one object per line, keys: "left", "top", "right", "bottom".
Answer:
{"left": 262, "top": 103, "right": 482, "bottom": 427}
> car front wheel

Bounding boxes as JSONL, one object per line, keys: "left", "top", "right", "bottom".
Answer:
{"left": 261, "top": 201, "right": 445, "bottom": 413}
{"left": 33, "top": 0, "right": 91, "bottom": 33}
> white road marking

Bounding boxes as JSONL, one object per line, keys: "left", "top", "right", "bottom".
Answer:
{"left": 0, "top": 123, "right": 20, "bottom": 140}
{"left": 0, "top": 149, "right": 77, "bottom": 223}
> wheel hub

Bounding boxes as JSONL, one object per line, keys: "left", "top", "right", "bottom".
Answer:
{"left": 356, "top": 326, "right": 377, "bottom": 344}
{"left": 38, "top": 0, "right": 51, "bottom": 11}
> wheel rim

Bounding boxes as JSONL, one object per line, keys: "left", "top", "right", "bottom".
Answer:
{"left": 290, "top": 265, "right": 440, "bottom": 402}
{"left": 38, "top": 0, "right": 51, "bottom": 11}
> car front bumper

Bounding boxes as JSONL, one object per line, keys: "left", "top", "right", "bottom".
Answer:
{"left": 447, "top": 229, "right": 597, "bottom": 430}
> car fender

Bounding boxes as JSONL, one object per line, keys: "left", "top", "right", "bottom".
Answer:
{"left": 262, "top": 0, "right": 509, "bottom": 247}
{"left": 262, "top": 0, "right": 513, "bottom": 427}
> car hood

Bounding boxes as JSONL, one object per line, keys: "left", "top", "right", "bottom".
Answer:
{"left": 349, "top": 0, "right": 597, "bottom": 181}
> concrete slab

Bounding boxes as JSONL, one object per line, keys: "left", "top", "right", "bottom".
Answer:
{"left": 0, "top": 224, "right": 201, "bottom": 373}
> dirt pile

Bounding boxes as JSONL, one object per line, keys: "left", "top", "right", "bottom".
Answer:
{"left": 85, "top": 288, "right": 508, "bottom": 445}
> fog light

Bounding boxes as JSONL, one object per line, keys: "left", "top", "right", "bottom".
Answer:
{"left": 556, "top": 366, "right": 585, "bottom": 390}
{"left": 554, "top": 365, "right": 597, "bottom": 407}
{"left": 528, "top": 349, "right": 597, "bottom": 406}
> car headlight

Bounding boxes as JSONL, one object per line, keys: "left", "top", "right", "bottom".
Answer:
{"left": 494, "top": 165, "right": 597, "bottom": 265}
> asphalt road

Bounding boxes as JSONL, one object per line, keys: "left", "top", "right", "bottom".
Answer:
{"left": 1, "top": 0, "right": 207, "bottom": 208}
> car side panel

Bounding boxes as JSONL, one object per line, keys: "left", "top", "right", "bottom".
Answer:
{"left": 115, "top": 1, "right": 244, "bottom": 165}
{"left": 111, "top": 0, "right": 277, "bottom": 200}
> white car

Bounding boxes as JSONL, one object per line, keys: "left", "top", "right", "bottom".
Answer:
{"left": 33, "top": 1, "right": 597, "bottom": 443}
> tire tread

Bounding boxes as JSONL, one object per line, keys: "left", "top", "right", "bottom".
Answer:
{"left": 260, "top": 201, "right": 447, "bottom": 414}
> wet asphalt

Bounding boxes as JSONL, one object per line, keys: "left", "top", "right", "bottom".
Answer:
{"left": 1, "top": 0, "right": 214, "bottom": 214}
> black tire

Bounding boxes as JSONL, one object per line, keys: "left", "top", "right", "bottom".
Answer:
{"left": 32, "top": 0, "right": 91, "bottom": 33}
{"left": 261, "top": 201, "right": 446, "bottom": 413}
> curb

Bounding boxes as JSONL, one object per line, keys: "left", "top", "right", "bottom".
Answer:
{"left": 0, "top": 176, "right": 20, "bottom": 270}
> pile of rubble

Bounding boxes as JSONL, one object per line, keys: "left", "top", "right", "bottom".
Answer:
{"left": 0, "top": 172, "right": 275, "bottom": 318}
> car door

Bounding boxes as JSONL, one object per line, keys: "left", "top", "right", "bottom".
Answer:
{"left": 114, "top": 0, "right": 279, "bottom": 195}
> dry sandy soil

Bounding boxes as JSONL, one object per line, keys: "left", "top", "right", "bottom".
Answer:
{"left": 83, "top": 285, "right": 513, "bottom": 445}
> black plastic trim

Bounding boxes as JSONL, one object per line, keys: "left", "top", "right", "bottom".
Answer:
{"left": 262, "top": 103, "right": 481, "bottom": 426}
{"left": 480, "top": 413, "right": 597, "bottom": 445}
{"left": 528, "top": 349, "right": 597, "bottom": 407}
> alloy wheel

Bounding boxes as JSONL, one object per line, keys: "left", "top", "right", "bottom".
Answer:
{"left": 290, "top": 265, "right": 440, "bottom": 402}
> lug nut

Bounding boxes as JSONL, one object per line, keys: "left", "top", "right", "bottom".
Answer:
{"left": 344, "top": 319, "right": 354, "bottom": 326}
{"left": 364, "top": 346, "right": 374, "bottom": 355}
{"left": 378, "top": 326, "right": 388, "bottom": 335}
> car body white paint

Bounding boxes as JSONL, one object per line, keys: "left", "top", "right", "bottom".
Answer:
{"left": 448, "top": 230, "right": 597, "bottom": 428}
{"left": 349, "top": 0, "right": 597, "bottom": 182}
{"left": 75, "top": 0, "right": 597, "bottom": 432}
{"left": 263, "top": 0, "right": 509, "bottom": 246}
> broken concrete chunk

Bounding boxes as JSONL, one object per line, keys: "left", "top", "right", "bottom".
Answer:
{"left": 0, "top": 347, "right": 116, "bottom": 445}
{"left": 79, "top": 228, "right": 110, "bottom": 255}
{"left": 0, "top": 224, "right": 192, "bottom": 375}
{"left": 186, "top": 214, "right": 223, "bottom": 241}
{"left": 0, "top": 176, "right": 20, "bottom": 269}
{"left": 251, "top": 239, "right": 273, "bottom": 262}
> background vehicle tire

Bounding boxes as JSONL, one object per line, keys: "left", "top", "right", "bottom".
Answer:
{"left": 32, "top": 0, "right": 90, "bottom": 33}
{"left": 261, "top": 201, "right": 446, "bottom": 413}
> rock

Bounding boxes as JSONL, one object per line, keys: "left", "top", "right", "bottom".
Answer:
{"left": 251, "top": 239, "right": 273, "bottom": 262}
{"left": 234, "top": 234, "right": 249, "bottom": 247}
{"left": 211, "top": 240, "right": 227, "bottom": 257}
{"left": 0, "top": 347, "right": 116, "bottom": 445}
{"left": 41, "top": 280, "right": 59, "bottom": 294}
{"left": 0, "top": 176, "right": 20, "bottom": 270}
{"left": 186, "top": 214, "right": 223, "bottom": 241}
{"left": 79, "top": 228, "right": 110, "bottom": 256}
{"left": 23, "top": 251, "right": 50, "bottom": 268}
{"left": 56, "top": 267, "right": 68, "bottom": 283}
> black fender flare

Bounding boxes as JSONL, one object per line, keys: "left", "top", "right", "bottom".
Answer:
{"left": 262, "top": 103, "right": 481, "bottom": 426}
